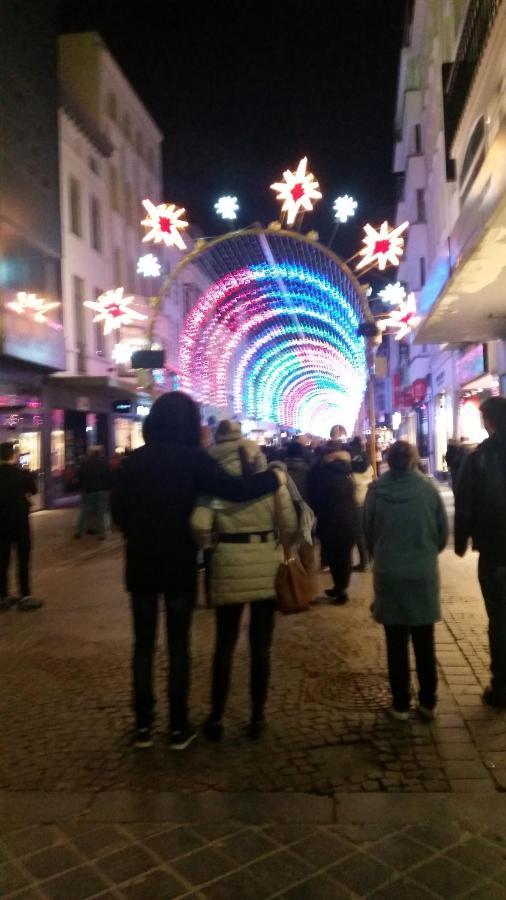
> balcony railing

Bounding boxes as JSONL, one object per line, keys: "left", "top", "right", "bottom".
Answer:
{"left": 444, "top": 0, "right": 503, "bottom": 151}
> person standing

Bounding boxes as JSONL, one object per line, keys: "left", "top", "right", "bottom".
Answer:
{"left": 74, "top": 446, "right": 111, "bottom": 540}
{"left": 191, "top": 421, "right": 297, "bottom": 741}
{"left": 111, "top": 392, "right": 284, "bottom": 751}
{"left": 364, "top": 441, "right": 448, "bottom": 720}
{"left": 0, "top": 442, "right": 42, "bottom": 611}
{"left": 349, "top": 436, "right": 374, "bottom": 572}
{"left": 455, "top": 397, "right": 506, "bottom": 707}
{"left": 285, "top": 440, "right": 311, "bottom": 502}
{"left": 308, "top": 441, "right": 357, "bottom": 604}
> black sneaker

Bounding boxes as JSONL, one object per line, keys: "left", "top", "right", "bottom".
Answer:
{"left": 17, "top": 596, "right": 43, "bottom": 611}
{"left": 247, "top": 719, "right": 266, "bottom": 741}
{"left": 169, "top": 724, "right": 198, "bottom": 751}
{"left": 332, "top": 592, "right": 349, "bottom": 605}
{"left": 0, "top": 596, "right": 17, "bottom": 611}
{"left": 134, "top": 728, "right": 153, "bottom": 749}
{"left": 202, "top": 718, "right": 223, "bottom": 742}
{"left": 482, "top": 687, "right": 506, "bottom": 709}
{"left": 325, "top": 588, "right": 338, "bottom": 598}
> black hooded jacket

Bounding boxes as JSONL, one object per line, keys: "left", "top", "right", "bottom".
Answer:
{"left": 307, "top": 451, "right": 357, "bottom": 544}
{"left": 455, "top": 435, "right": 506, "bottom": 562}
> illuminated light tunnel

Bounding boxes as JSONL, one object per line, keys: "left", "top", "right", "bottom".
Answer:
{"left": 178, "top": 229, "right": 370, "bottom": 436}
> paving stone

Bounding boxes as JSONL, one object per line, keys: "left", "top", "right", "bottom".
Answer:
{"left": 262, "top": 825, "right": 318, "bottom": 846}
{"left": 72, "top": 824, "right": 132, "bottom": 858}
{"left": 40, "top": 863, "right": 109, "bottom": 899}
{"left": 0, "top": 860, "right": 30, "bottom": 893}
{"left": 170, "top": 845, "right": 236, "bottom": 887}
{"left": 289, "top": 831, "right": 352, "bottom": 868}
{"left": 217, "top": 829, "right": 278, "bottom": 864}
{"left": 449, "top": 778, "right": 496, "bottom": 792}
{"left": 444, "top": 761, "right": 490, "bottom": 779}
{"left": 369, "top": 833, "right": 433, "bottom": 870}
{"left": 327, "top": 851, "right": 392, "bottom": 894}
{"left": 412, "top": 856, "right": 481, "bottom": 898}
{"left": 404, "top": 822, "right": 463, "bottom": 849}
{"left": 144, "top": 827, "right": 205, "bottom": 861}
{"left": 203, "top": 868, "right": 272, "bottom": 899}
{"left": 279, "top": 873, "right": 353, "bottom": 899}
{"left": 369, "top": 877, "right": 437, "bottom": 899}
{"left": 445, "top": 836, "right": 506, "bottom": 873}
{"left": 245, "top": 849, "right": 315, "bottom": 894}
{"left": 22, "top": 844, "right": 83, "bottom": 879}
{"left": 120, "top": 867, "right": 189, "bottom": 899}
{"left": 96, "top": 844, "right": 156, "bottom": 883}
{"left": 0, "top": 825, "right": 63, "bottom": 858}
{"left": 462, "top": 883, "right": 506, "bottom": 900}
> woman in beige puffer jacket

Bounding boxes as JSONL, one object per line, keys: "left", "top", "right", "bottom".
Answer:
{"left": 191, "top": 421, "right": 297, "bottom": 740}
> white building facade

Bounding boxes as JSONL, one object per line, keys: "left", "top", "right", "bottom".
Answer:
{"left": 389, "top": 0, "right": 506, "bottom": 473}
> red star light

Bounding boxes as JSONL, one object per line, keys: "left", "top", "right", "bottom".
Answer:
{"left": 84, "top": 288, "right": 147, "bottom": 336}
{"left": 356, "top": 220, "right": 409, "bottom": 271}
{"left": 378, "top": 292, "right": 421, "bottom": 340}
{"left": 141, "top": 199, "right": 189, "bottom": 250}
{"left": 270, "top": 157, "right": 322, "bottom": 225}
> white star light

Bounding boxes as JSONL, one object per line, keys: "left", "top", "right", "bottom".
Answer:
{"left": 137, "top": 254, "right": 161, "bottom": 278}
{"left": 378, "top": 281, "right": 407, "bottom": 306}
{"left": 7, "top": 291, "right": 60, "bottom": 324}
{"left": 333, "top": 195, "right": 358, "bottom": 224}
{"left": 270, "top": 157, "right": 322, "bottom": 225}
{"left": 84, "top": 288, "right": 147, "bottom": 336}
{"left": 141, "top": 199, "right": 189, "bottom": 250}
{"left": 215, "top": 196, "right": 239, "bottom": 221}
{"left": 356, "top": 220, "right": 409, "bottom": 271}
{"left": 377, "top": 292, "right": 421, "bottom": 341}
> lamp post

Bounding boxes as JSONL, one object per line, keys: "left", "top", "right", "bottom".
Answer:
{"left": 358, "top": 321, "right": 382, "bottom": 479}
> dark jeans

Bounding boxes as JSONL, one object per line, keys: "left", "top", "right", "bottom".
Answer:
{"left": 478, "top": 556, "right": 506, "bottom": 696}
{"left": 0, "top": 530, "right": 31, "bottom": 597}
{"left": 355, "top": 506, "right": 368, "bottom": 568}
{"left": 131, "top": 591, "right": 194, "bottom": 731}
{"left": 211, "top": 599, "right": 275, "bottom": 723}
{"left": 323, "top": 541, "right": 353, "bottom": 594}
{"left": 384, "top": 624, "right": 437, "bottom": 712}
{"left": 76, "top": 491, "right": 108, "bottom": 537}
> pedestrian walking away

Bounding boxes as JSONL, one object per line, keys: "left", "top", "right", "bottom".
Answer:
{"left": 192, "top": 420, "right": 298, "bottom": 741}
{"left": 349, "top": 435, "right": 374, "bottom": 572}
{"left": 0, "top": 442, "right": 42, "bottom": 611}
{"left": 111, "top": 392, "right": 285, "bottom": 751}
{"left": 74, "top": 445, "right": 111, "bottom": 540}
{"left": 364, "top": 441, "right": 448, "bottom": 721}
{"left": 455, "top": 397, "right": 506, "bottom": 708}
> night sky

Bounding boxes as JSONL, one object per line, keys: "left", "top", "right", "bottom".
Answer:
{"left": 57, "top": 0, "right": 406, "bottom": 260}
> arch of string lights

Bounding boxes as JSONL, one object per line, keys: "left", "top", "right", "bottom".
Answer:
{"left": 179, "top": 229, "right": 369, "bottom": 436}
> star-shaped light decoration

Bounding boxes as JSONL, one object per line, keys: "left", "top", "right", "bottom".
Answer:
{"left": 377, "top": 292, "right": 421, "bottom": 341}
{"left": 378, "top": 281, "right": 407, "bottom": 306}
{"left": 333, "top": 195, "right": 358, "bottom": 224}
{"left": 215, "top": 196, "right": 239, "bottom": 221}
{"left": 356, "top": 220, "right": 409, "bottom": 271}
{"left": 141, "top": 199, "right": 189, "bottom": 250}
{"left": 84, "top": 288, "right": 147, "bottom": 336}
{"left": 136, "top": 253, "right": 161, "bottom": 278}
{"left": 270, "top": 157, "right": 322, "bottom": 225}
{"left": 7, "top": 291, "right": 61, "bottom": 324}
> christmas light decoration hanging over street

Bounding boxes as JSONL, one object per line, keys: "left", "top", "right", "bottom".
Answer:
{"left": 333, "top": 195, "right": 358, "bottom": 224}
{"left": 356, "top": 220, "right": 409, "bottom": 271}
{"left": 215, "top": 196, "right": 239, "bottom": 221}
{"left": 137, "top": 253, "right": 161, "bottom": 278}
{"left": 377, "top": 291, "right": 421, "bottom": 340}
{"left": 378, "top": 281, "right": 407, "bottom": 306}
{"left": 7, "top": 291, "right": 61, "bottom": 326}
{"left": 270, "top": 157, "right": 322, "bottom": 225}
{"left": 141, "top": 199, "right": 189, "bottom": 250}
{"left": 84, "top": 288, "right": 147, "bottom": 336}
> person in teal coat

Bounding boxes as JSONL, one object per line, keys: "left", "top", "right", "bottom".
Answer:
{"left": 364, "top": 441, "right": 448, "bottom": 721}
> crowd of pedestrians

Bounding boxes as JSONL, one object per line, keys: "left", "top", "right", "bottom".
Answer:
{"left": 1, "top": 391, "right": 505, "bottom": 751}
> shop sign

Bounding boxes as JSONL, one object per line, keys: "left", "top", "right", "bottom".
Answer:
{"left": 112, "top": 400, "right": 133, "bottom": 414}
{"left": 402, "top": 387, "right": 414, "bottom": 408}
{"left": 412, "top": 378, "right": 427, "bottom": 403}
{"left": 456, "top": 344, "right": 487, "bottom": 386}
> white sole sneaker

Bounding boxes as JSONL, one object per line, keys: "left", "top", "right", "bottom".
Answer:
{"left": 417, "top": 705, "right": 436, "bottom": 722}
{"left": 169, "top": 729, "right": 198, "bottom": 751}
{"left": 388, "top": 707, "right": 409, "bottom": 722}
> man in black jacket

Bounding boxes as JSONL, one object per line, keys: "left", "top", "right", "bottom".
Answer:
{"left": 0, "top": 442, "right": 42, "bottom": 611}
{"left": 111, "top": 392, "right": 283, "bottom": 751}
{"left": 455, "top": 397, "right": 506, "bottom": 707}
{"left": 74, "top": 446, "right": 111, "bottom": 540}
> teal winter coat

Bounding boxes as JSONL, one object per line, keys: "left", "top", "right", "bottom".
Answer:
{"left": 364, "top": 471, "right": 448, "bottom": 626}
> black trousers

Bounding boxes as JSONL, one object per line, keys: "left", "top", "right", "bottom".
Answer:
{"left": 384, "top": 624, "right": 437, "bottom": 712}
{"left": 322, "top": 541, "right": 353, "bottom": 594}
{"left": 131, "top": 591, "right": 194, "bottom": 731}
{"left": 211, "top": 600, "right": 275, "bottom": 723}
{"left": 478, "top": 556, "right": 506, "bottom": 697}
{"left": 0, "top": 530, "right": 31, "bottom": 597}
{"left": 355, "top": 506, "right": 369, "bottom": 568}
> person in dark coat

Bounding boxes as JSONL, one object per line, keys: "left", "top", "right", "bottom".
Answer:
{"left": 445, "top": 438, "right": 471, "bottom": 495}
{"left": 111, "top": 391, "right": 283, "bottom": 751}
{"left": 285, "top": 441, "right": 311, "bottom": 503}
{"left": 365, "top": 441, "right": 448, "bottom": 721}
{"left": 0, "top": 442, "right": 42, "bottom": 611}
{"left": 308, "top": 441, "right": 357, "bottom": 604}
{"left": 455, "top": 397, "right": 506, "bottom": 708}
{"left": 74, "top": 446, "right": 111, "bottom": 540}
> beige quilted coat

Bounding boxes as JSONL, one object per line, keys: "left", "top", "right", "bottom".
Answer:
{"left": 191, "top": 433, "right": 298, "bottom": 605}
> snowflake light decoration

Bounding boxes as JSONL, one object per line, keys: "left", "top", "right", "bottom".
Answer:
{"left": 84, "top": 288, "right": 147, "bottom": 336}
{"left": 270, "top": 157, "right": 322, "bottom": 225}
{"left": 7, "top": 291, "right": 60, "bottom": 325}
{"left": 215, "top": 196, "right": 239, "bottom": 221}
{"left": 333, "top": 195, "right": 358, "bottom": 224}
{"left": 356, "top": 220, "right": 409, "bottom": 271}
{"left": 141, "top": 199, "right": 189, "bottom": 250}
{"left": 137, "top": 254, "right": 161, "bottom": 278}
{"left": 378, "top": 292, "right": 421, "bottom": 341}
{"left": 378, "top": 281, "right": 407, "bottom": 306}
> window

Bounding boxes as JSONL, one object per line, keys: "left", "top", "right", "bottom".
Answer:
{"left": 420, "top": 257, "right": 426, "bottom": 288}
{"left": 414, "top": 123, "right": 422, "bottom": 154}
{"left": 135, "top": 130, "right": 144, "bottom": 159}
{"left": 107, "top": 91, "right": 117, "bottom": 121}
{"left": 109, "top": 165, "right": 120, "bottom": 212}
{"left": 460, "top": 116, "right": 486, "bottom": 198}
{"left": 69, "top": 176, "right": 82, "bottom": 237}
{"left": 113, "top": 247, "right": 122, "bottom": 284}
{"left": 93, "top": 288, "right": 105, "bottom": 355}
{"left": 416, "top": 188, "right": 426, "bottom": 222}
{"left": 89, "top": 195, "right": 102, "bottom": 252}
{"left": 73, "top": 275, "right": 86, "bottom": 372}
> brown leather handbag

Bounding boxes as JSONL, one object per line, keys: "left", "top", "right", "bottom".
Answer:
{"left": 274, "top": 490, "right": 312, "bottom": 615}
